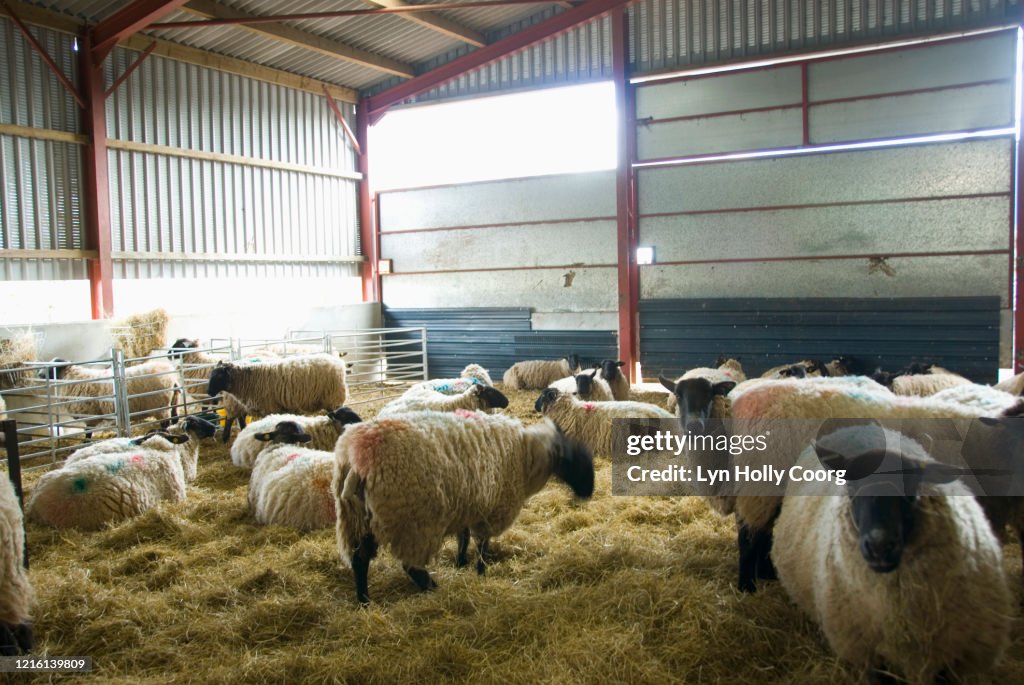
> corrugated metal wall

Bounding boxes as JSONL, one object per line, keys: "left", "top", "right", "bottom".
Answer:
{"left": 636, "top": 30, "right": 1016, "bottom": 366}
{"left": 630, "top": 0, "right": 1019, "bottom": 74}
{"left": 377, "top": 170, "right": 618, "bottom": 331}
{"left": 0, "top": 18, "right": 86, "bottom": 281}
{"left": 105, "top": 45, "right": 361, "bottom": 281}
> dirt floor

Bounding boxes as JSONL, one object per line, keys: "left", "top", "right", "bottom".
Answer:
{"left": 15, "top": 387, "right": 1024, "bottom": 684}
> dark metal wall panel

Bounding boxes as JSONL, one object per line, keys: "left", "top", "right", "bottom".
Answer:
{"left": 384, "top": 307, "right": 618, "bottom": 379}
{"left": 639, "top": 297, "right": 1001, "bottom": 382}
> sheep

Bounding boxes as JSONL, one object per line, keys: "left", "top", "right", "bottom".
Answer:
{"left": 760, "top": 359, "right": 828, "bottom": 379}
{"left": 995, "top": 369, "right": 1024, "bottom": 395}
{"left": 929, "top": 383, "right": 1021, "bottom": 414}
{"left": 334, "top": 410, "right": 594, "bottom": 604}
{"left": 0, "top": 473, "right": 33, "bottom": 656}
{"left": 548, "top": 370, "right": 614, "bottom": 402}
{"left": 534, "top": 388, "right": 673, "bottom": 457}
{"left": 664, "top": 357, "right": 747, "bottom": 412}
{"left": 39, "top": 357, "right": 180, "bottom": 438}
{"left": 404, "top": 364, "right": 496, "bottom": 397}
{"left": 247, "top": 421, "right": 341, "bottom": 531}
{"left": 230, "top": 406, "right": 363, "bottom": 470}
{"left": 872, "top": 363, "right": 973, "bottom": 397}
{"left": 501, "top": 354, "right": 582, "bottom": 390}
{"left": 460, "top": 363, "right": 493, "bottom": 387}
{"left": 377, "top": 383, "right": 509, "bottom": 418}
{"left": 722, "top": 378, "right": 1017, "bottom": 592}
{"left": 772, "top": 424, "right": 1012, "bottom": 683}
{"left": 206, "top": 353, "right": 348, "bottom": 443}
{"left": 594, "top": 359, "right": 629, "bottom": 400}
{"left": 26, "top": 416, "right": 216, "bottom": 529}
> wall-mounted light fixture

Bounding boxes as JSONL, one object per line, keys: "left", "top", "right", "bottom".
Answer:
{"left": 378, "top": 259, "right": 393, "bottom": 274}
{"left": 636, "top": 246, "right": 655, "bottom": 265}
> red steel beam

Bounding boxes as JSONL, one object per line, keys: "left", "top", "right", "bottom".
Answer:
{"left": 366, "top": 0, "right": 639, "bottom": 124}
{"left": 612, "top": 9, "right": 638, "bottom": 382}
{"left": 1, "top": 0, "right": 86, "bottom": 109}
{"left": 78, "top": 32, "right": 114, "bottom": 318}
{"left": 357, "top": 100, "right": 380, "bottom": 303}
{"left": 155, "top": 0, "right": 563, "bottom": 28}
{"left": 91, "top": 0, "right": 191, "bottom": 62}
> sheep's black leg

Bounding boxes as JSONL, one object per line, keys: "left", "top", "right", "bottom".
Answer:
{"left": 475, "top": 537, "right": 490, "bottom": 576}
{"left": 1018, "top": 527, "right": 1024, "bottom": 579}
{"left": 0, "top": 624, "right": 19, "bottom": 656}
{"left": 737, "top": 523, "right": 758, "bottom": 593}
{"left": 869, "top": 667, "right": 899, "bottom": 685}
{"left": 13, "top": 623, "right": 31, "bottom": 654}
{"left": 351, "top": 533, "right": 378, "bottom": 605}
{"left": 754, "top": 508, "right": 779, "bottom": 581}
{"left": 456, "top": 528, "right": 470, "bottom": 568}
{"left": 403, "top": 565, "right": 437, "bottom": 592}
{"left": 237, "top": 416, "right": 247, "bottom": 430}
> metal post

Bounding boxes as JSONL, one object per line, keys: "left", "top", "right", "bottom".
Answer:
{"left": 2, "top": 420, "right": 28, "bottom": 569}
{"left": 323, "top": 332, "right": 332, "bottom": 354}
{"left": 420, "top": 327, "right": 429, "bottom": 380}
{"left": 111, "top": 348, "right": 131, "bottom": 436}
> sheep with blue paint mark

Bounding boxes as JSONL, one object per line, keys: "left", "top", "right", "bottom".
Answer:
{"left": 25, "top": 416, "right": 216, "bottom": 530}
{"left": 378, "top": 382, "right": 509, "bottom": 418}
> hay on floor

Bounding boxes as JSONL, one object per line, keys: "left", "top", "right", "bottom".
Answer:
{"left": 17, "top": 387, "right": 1024, "bottom": 684}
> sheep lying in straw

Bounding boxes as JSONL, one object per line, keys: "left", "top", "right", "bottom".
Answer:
{"left": 873, "top": 363, "right": 973, "bottom": 397}
{"left": 534, "top": 388, "right": 673, "bottom": 457}
{"left": 207, "top": 353, "right": 348, "bottom": 443}
{"left": 664, "top": 357, "right": 746, "bottom": 412}
{"left": 231, "top": 406, "right": 362, "bottom": 470}
{"left": 335, "top": 410, "right": 594, "bottom": 604}
{"left": 247, "top": 421, "right": 348, "bottom": 531}
{"left": 40, "top": 357, "right": 180, "bottom": 438}
{"left": 377, "top": 383, "right": 509, "bottom": 418}
{"left": 501, "top": 354, "right": 581, "bottom": 391}
{"left": 547, "top": 371, "right": 614, "bottom": 402}
{"left": 773, "top": 424, "right": 1012, "bottom": 683}
{"left": 405, "top": 364, "right": 496, "bottom": 397}
{"left": 0, "top": 473, "right": 33, "bottom": 656}
{"left": 26, "top": 416, "right": 216, "bottom": 530}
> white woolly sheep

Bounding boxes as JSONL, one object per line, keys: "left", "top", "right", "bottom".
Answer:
{"left": 534, "top": 388, "right": 673, "bottom": 457}
{"left": 0, "top": 473, "right": 33, "bottom": 656}
{"left": 723, "top": 378, "right": 1017, "bottom": 592}
{"left": 231, "top": 406, "right": 362, "bottom": 470}
{"left": 664, "top": 357, "right": 747, "bottom": 412}
{"left": 404, "top": 364, "right": 495, "bottom": 397}
{"left": 929, "top": 383, "right": 1021, "bottom": 414}
{"left": 594, "top": 360, "right": 630, "bottom": 400}
{"left": 207, "top": 353, "right": 349, "bottom": 443}
{"left": 377, "top": 383, "right": 509, "bottom": 418}
{"left": 246, "top": 421, "right": 339, "bottom": 531}
{"left": 40, "top": 357, "right": 180, "bottom": 438}
{"left": 773, "top": 424, "right": 1012, "bottom": 683}
{"left": 501, "top": 354, "right": 582, "bottom": 390}
{"left": 548, "top": 370, "right": 614, "bottom": 402}
{"left": 334, "top": 410, "right": 594, "bottom": 604}
{"left": 26, "top": 416, "right": 216, "bottom": 530}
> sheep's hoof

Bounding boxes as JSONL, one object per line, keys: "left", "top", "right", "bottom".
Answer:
{"left": 404, "top": 566, "right": 436, "bottom": 591}
{"left": 738, "top": 577, "right": 757, "bottom": 593}
{"left": 475, "top": 559, "right": 487, "bottom": 576}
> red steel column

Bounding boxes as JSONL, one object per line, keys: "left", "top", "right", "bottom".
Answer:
{"left": 612, "top": 9, "right": 638, "bottom": 382}
{"left": 78, "top": 32, "right": 115, "bottom": 319}
{"left": 357, "top": 99, "right": 380, "bottom": 303}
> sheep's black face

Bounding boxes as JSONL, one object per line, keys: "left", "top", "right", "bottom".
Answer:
{"left": 535, "top": 388, "right": 560, "bottom": 414}
{"left": 207, "top": 365, "right": 231, "bottom": 396}
{"left": 850, "top": 486, "right": 916, "bottom": 573}
{"left": 870, "top": 369, "right": 895, "bottom": 387}
{"left": 38, "top": 358, "right": 69, "bottom": 381}
{"left": 254, "top": 421, "right": 312, "bottom": 445}
{"left": 478, "top": 386, "right": 509, "bottom": 409}
{"left": 574, "top": 373, "right": 594, "bottom": 396}
{"left": 565, "top": 354, "right": 582, "bottom": 373}
{"left": 660, "top": 376, "right": 735, "bottom": 431}
{"left": 599, "top": 359, "right": 625, "bottom": 382}
{"left": 328, "top": 406, "right": 363, "bottom": 430}
{"left": 779, "top": 364, "right": 807, "bottom": 379}
{"left": 169, "top": 338, "right": 198, "bottom": 359}
{"left": 182, "top": 416, "right": 217, "bottom": 439}
{"left": 550, "top": 427, "right": 595, "bottom": 499}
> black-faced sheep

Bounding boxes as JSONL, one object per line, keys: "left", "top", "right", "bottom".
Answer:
{"left": 231, "top": 406, "right": 362, "bottom": 469}
{"left": 334, "top": 410, "right": 594, "bottom": 604}
{"left": 773, "top": 424, "right": 1012, "bottom": 683}
{"left": 534, "top": 388, "right": 673, "bottom": 457}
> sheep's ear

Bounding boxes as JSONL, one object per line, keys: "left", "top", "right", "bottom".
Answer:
{"left": 659, "top": 375, "right": 676, "bottom": 393}
{"left": 816, "top": 447, "right": 888, "bottom": 481}
{"left": 296, "top": 434, "right": 312, "bottom": 444}
{"left": 254, "top": 432, "right": 273, "bottom": 442}
{"left": 712, "top": 381, "right": 736, "bottom": 396}
{"left": 130, "top": 436, "right": 149, "bottom": 445}
{"left": 616, "top": 361, "right": 625, "bottom": 367}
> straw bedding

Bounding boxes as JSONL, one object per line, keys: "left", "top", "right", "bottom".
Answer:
{"left": 15, "top": 388, "right": 1024, "bottom": 684}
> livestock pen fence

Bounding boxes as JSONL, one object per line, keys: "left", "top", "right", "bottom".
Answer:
{"left": 0, "top": 327, "right": 427, "bottom": 471}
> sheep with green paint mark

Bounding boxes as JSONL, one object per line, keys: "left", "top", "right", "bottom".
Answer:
{"left": 25, "top": 416, "right": 216, "bottom": 530}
